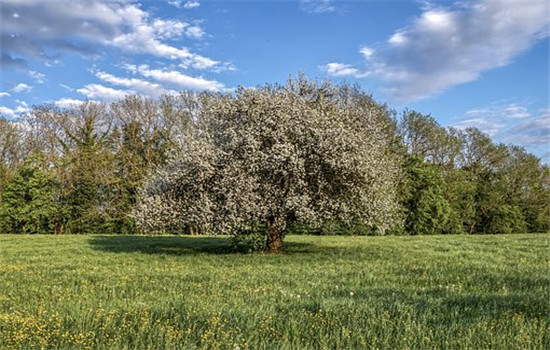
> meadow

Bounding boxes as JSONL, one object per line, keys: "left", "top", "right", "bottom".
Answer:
{"left": 0, "top": 234, "right": 548, "bottom": 349}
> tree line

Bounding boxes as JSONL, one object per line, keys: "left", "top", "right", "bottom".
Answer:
{"left": 0, "top": 78, "right": 548, "bottom": 242}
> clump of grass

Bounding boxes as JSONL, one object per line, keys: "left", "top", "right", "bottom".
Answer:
{"left": 0, "top": 234, "right": 548, "bottom": 349}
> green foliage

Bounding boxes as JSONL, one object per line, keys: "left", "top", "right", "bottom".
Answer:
{"left": 522, "top": 167, "right": 550, "bottom": 233}
{"left": 0, "top": 234, "right": 547, "bottom": 349}
{"left": 474, "top": 171, "right": 528, "bottom": 234}
{"left": 401, "top": 157, "right": 462, "bottom": 235}
{"left": 442, "top": 168, "right": 477, "bottom": 233}
{"left": 0, "top": 117, "right": 22, "bottom": 188}
{"left": 0, "top": 157, "right": 60, "bottom": 234}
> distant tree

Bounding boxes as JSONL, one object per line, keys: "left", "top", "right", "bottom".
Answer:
{"left": 0, "top": 156, "right": 59, "bottom": 234}
{"left": 443, "top": 168, "right": 476, "bottom": 234}
{"left": 398, "top": 110, "right": 465, "bottom": 168}
{"left": 32, "top": 102, "right": 115, "bottom": 233}
{"left": 526, "top": 165, "right": 550, "bottom": 232}
{"left": 457, "top": 131, "right": 531, "bottom": 234}
{"left": 0, "top": 117, "right": 23, "bottom": 188}
{"left": 134, "top": 77, "right": 402, "bottom": 252}
{"left": 401, "top": 156, "right": 461, "bottom": 235}
{"left": 475, "top": 169, "right": 527, "bottom": 234}
{"left": 503, "top": 147, "right": 549, "bottom": 232}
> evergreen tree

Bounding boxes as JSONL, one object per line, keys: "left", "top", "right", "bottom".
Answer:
{"left": 0, "top": 156, "right": 59, "bottom": 234}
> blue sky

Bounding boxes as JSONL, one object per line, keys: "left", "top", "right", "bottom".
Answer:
{"left": 1, "top": 0, "right": 548, "bottom": 160}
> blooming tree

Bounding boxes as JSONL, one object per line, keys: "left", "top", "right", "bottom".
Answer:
{"left": 134, "top": 77, "right": 401, "bottom": 252}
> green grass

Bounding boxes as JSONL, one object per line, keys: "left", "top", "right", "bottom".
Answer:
{"left": 0, "top": 234, "right": 548, "bottom": 349}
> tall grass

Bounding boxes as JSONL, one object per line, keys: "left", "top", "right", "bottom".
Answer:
{"left": 0, "top": 234, "right": 548, "bottom": 349}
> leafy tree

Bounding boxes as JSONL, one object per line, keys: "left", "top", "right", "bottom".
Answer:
{"left": 524, "top": 164, "right": 550, "bottom": 232}
{"left": 401, "top": 157, "right": 461, "bottom": 235}
{"left": 0, "top": 156, "right": 60, "bottom": 234}
{"left": 503, "top": 147, "right": 549, "bottom": 233}
{"left": 399, "top": 110, "right": 466, "bottom": 167}
{"left": 30, "top": 102, "right": 119, "bottom": 233}
{"left": 0, "top": 117, "right": 23, "bottom": 188}
{"left": 474, "top": 170, "right": 527, "bottom": 234}
{"left": 443, "top": 168, "right": 476, "bottom": 234}
{"left": 134, "top": 77, "right": 402, "bottom": 252}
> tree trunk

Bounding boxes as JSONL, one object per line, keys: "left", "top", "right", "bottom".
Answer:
{"left": 265, "top": 222, "right": 284, "bottom": 253}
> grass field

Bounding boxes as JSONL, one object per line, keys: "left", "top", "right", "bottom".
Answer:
{"left": 0, "top": 234, "right": 548, "bottom": 349}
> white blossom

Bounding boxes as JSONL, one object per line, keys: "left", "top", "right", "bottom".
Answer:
{"left": 133, "top": 77, "right": 402, "bottom": 250}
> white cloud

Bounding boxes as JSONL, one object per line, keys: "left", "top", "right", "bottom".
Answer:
{"left": 28, "top": 70, "right": 46, "bottom": 84}
{"left": 359, "top": 46, "right": 374, "bottom": 58}
{"left": 95, "top": 70, "right": 173, "bottom": 97}
{"left": 126, "top": 64, "right": 226, "bottom": 91}
{"left": 54, "top": 98, "right": 86, "bottom": 108}
{"left": 184, "top": 1, "right": 201, "bottom": 9}
{"left": 0, "top": 106, "right": 16, "bottom": 118}
{"left": 80, "top": 64, "right": 226, "bottom": 101}
{"left": 77, "top": 84, "right": 131, "bottom": 101}
{"left": 322, "top": 63, "right": 361, "bottom": 77}
{"left": 80, "top": 65, "right": 224, "bottom": 100}
{"left": 0, "top": 100, "right": 30, "bottom": 118}
{"left": 185, "top": 26, "right": 205, "bottom": 39}
{"left": 301, "top": 0, "right": 337, "bottom": 14}
{"left": 14, "top": 105, "right": 29, "bottom": 113}
{"left": 168, "top": 0, "right": 183, "bottom": 8}
{"left": 109, "top": 29, "right": 216, "bottom": 69}
{"left": 0, "top": 92, "right": 11, "bottom": 97}
{"left": 1, "top": 0, "right": 225, "bottom": 71}
{"left": 11, "top": 83, "right": 32, "bottom": 93}
{"left": 168, "top": 0, "right": 200, "bottom": 9}
{"left": 323, "top": 0, "right": 549, "bottom": 103}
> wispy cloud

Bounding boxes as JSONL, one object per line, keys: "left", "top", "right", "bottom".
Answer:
{"left": 301, "top": 0, "right": 337, "bottom": 14}
{"left": 506, "top": 109, "right": 550, "bottom": 147}
{"left": 76, "top": 64, "right": 226, "bottom": 102}
{"left": 11, "top": 83, "right": 32, "bottom": 93}
{"left": 77, "top": 84, "right": 131, "bottom": 101}
{"left": 125, "top": 64, "right": 226, "bottom": 91}
{"left": 59, "top": 84, "right": 74, "bottom": 92}
{"left": 465, "top": 104, "right": 531, "bottom": 121}
{"left": 54, "top": 98, "right": 86, "bottom": 109}
{"left": 95, "top": 70, "right": 175, "bottom": 98}
{"left": 168, "top": 0, "right": 200, "bottom": 9}
{"left": 452, "top": 102, "right": 550, "bottom": 161}
{"left": 184, "top": 1, "right": 201, "bottom": 10}
{"left": 323, "top": 63, "right": 362, "bottom": 77}
{"left": 0, "top": 54, "right": 27, "bottom": 69}
{"left": 323, "top": 0, "right": 549, "bottom": 103}
{"left": 28, "top": 70, "right": 47, "bottom": 84}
